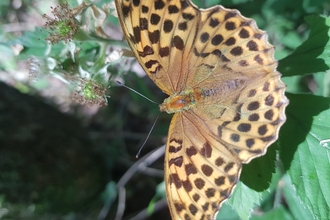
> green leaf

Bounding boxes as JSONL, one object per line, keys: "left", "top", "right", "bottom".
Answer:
{"left": 250, "top": 205, "right": 294, "bottom": 220}
{"left": 281, "top": 75, "right": 311, "bottom": 94}
{"left": 228, "top": 182, "right": 263, "bottom": 220}
{"left": 148, "top": 181, "right": 166, "bottom": 216}
{"left": 279, "top": 93, "right": 330, "bottom": 170}
{"left": 216, "top": 202, "right": 240, "bottom": 220}
{"left": 279, "top": 93, "right": 330, "bottom": 219}
{"left": 0, "top": 44, "right": 16, "bottom": 70}
{"left": 240, "top": 144, "right": 276, "bottom": 191}
{"left": 155, "top": 181, "right": 166, "bottom": 199}
{"left": 282, "top": 175, "right": 314, "bottom": 220}
{"left": 313, "top": 70, "right": 330, "bottom": 97}
{"left": 8, "top": 28, "right": 66, "bottom": 58}
{"left": 280, "top": 31, "right": 304, "bottom": 50}
{"left": 303, "top": 0, "right": 326, "bottom": 13}
{"left": 278, "top": 15, "right": 330, "bottom": 76}
{"left": 289, "top": 110, "right": 330, "bottom": 219}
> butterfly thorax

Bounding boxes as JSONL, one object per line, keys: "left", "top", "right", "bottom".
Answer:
{"left": 159, "top": 88, "right": 204, "bottom": 114}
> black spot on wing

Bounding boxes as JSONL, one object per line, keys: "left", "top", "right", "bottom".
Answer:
{"left": 138, "top": 46, "right": 154, "bottom": 57}
{"left": 132, "top": 0, "right": 140, "bottom": 6}
{"left": 224, "top": 11, "right": 237, "bottom": 20}
{"left": 172, "top": 36, "right": 184, "bottom": 50}
{"left": 140, "top": 18, "right": 148, "bottom": 30}
{"left": 159, "top": 47, "right": 169, "bottom": 57}
{"left": 154, "top": 0, "right": 165, "bottom": 10}
{"left": 225, "top": 21, "right": 236, "bottom": 30}
{"left": 164, "top": 20, "right": 173, "bottom": 33}
{"left": 149, "top": 30, "right": 160, "bottom": 44}
{"left": 150, "top": 13, "right": 161, "bottom": 25}
{"left": 142, "top": 5, "right": 148, "bottom": 13}
{"left": 168, "top": 5, "right": 179, "bottom": 14}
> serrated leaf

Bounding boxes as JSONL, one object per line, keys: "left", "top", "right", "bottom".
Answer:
{"left": 279, "top": 93, "right": 330, "bottom": 170}
{"left": 282, "top": 175, "right": 314, "bottom": 220}
{"left": 228, "top": 182, "right": 263, "bottom": 220}
{"left": 240, "top": 144, "right": 276, "bottom": 191}
{"left": 250, "top": 205, "right": 294, "bottom": 220}
{"left": 289, "top": 110, "right": 330, "bottom": 219}
{"left": 278, "top": 15, "right": 330, "bottom": 76}
{"left": 279, "top": 93, "right": 330, "bottom": 219}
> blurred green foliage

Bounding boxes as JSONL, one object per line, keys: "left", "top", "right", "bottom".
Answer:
{"left": 0, "top": 0, "right": 329, "bottom": 219}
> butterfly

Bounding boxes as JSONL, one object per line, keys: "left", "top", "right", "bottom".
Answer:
{"left": 114, "top": 0, "right": 288, "bottom": 219}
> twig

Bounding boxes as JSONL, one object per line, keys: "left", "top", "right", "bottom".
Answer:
{"left": 115, "top": 187, "right": 126, "bottom": 220}
{"left": 98, "top": 145, "right": 165, "bottom": 220}
{"left": 117, "top": 145, "right": 165, "bottom": 188}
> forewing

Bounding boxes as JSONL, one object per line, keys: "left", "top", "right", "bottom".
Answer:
{"left": 185, "top": 5, "right": 278, "bottom": 89}
{"left": 115, "top": 0, "right": 203, "bottom": 94}
{"left": 115, "top": 0, "right": 279, "bottom": 94}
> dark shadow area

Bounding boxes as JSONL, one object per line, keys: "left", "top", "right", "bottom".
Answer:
{"left": 241, "top": 144, "right": 276, "bottom": 192}
{"left": 279, "top": 93, "right": 330, "bottom": 171}
{"left": 0, "top": 81, "right": 106, "bottom": 215}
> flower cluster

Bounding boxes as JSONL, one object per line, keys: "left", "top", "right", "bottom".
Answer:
{"left": 42, "top": 3, "right": 78, "bottom": 44}
{"left": 71, "top": 78, "right": 108, "bottom": 107}
{"left": 38, "top": 2, "right": 118, "bottom": 107}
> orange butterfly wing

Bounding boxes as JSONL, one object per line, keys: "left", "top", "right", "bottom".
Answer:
{"left": 115, "top": 0, "right": 288, "bottom": 219}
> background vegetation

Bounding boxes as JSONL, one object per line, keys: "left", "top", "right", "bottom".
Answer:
{"left": 0, "top": 0, "right": 329, "bottom": 219}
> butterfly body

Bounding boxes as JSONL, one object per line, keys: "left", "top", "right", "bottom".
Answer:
{"left": 115, "top": 0, "right": 288, "bottom": 219}
{"left": 160, "top": 88, "right": 201, "bottom": 113}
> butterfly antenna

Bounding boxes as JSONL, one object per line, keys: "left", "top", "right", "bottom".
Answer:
{"left": 136, "top": 113, "right": 161, "bottom": 158}
{"left": 116, "top": 80, "right": 159, "bottom": 105}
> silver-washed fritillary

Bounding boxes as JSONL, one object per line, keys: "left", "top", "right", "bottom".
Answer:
{"left": 115, "top": 0, "right": 288, "bottom": 219}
